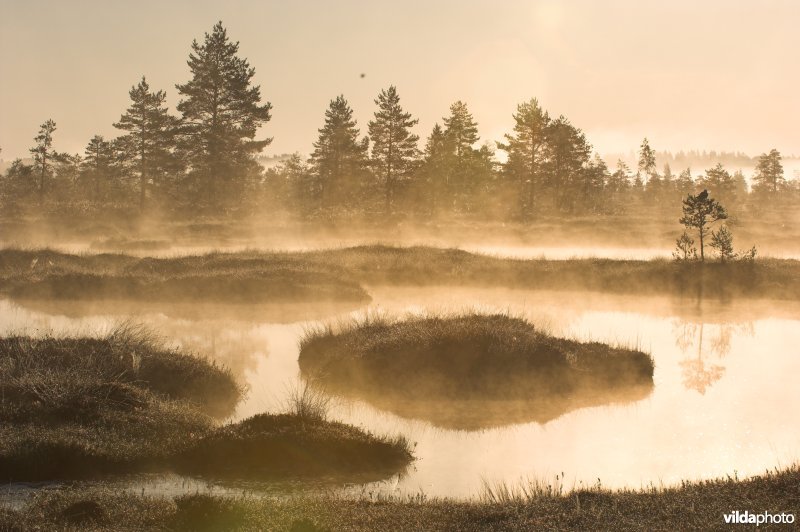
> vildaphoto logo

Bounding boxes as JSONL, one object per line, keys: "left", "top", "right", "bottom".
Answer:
{"left": 723, "top": 510, "right": 795, "bottom": 526}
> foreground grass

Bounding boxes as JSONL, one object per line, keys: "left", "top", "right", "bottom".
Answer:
{"left": 0, "top": 326, "right": 239, "bottom": 481}
{"left": 0, "top": 329, "right": 411, "bottom": 483}
{"left": 299, "top": 313, "right": 654, "bottom": 429}
{"left": 1, "top": 465, "right": 797, "bottom": 531}
{"left": 2, "top": 246, "right": 798, "bottom": 303}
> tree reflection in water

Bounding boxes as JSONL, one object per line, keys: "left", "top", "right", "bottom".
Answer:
{"left": 672, "top": 320, "right": 754, "bottom": 394}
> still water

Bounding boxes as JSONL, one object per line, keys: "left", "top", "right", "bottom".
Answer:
{"left": 1, "top": 287, "right": 798, "bottom": 499}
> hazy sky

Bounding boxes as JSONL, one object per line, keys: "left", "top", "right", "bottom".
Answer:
{"left": 1, "top": 0, "right": 798, "bottom": 160}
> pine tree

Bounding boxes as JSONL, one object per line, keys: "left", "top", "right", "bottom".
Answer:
{"left": 29, "top": 119, "right": 57, "bottom": 202}
{"left": 661, "top": 163, "right": 674, "bottom": 195}
{"left": 114, "top": 77, "right": 179, "bottom": 209}
{"left": 698, "top": 163, "right": 736, "bottom": 206}
{"left": 498, "top": 98, "right": 550, "bottom": 218}
{"left": 544, "top": 116, "right": 591, "bottom": 212}
{"left": 368, "top": 86, "right": 419, "bottom": 213}
{"left": 176, "top": 21, "right": 272, "bottom": 209}
{"left": 637, "top": 137, "right": 656, "bottom": 186}
{"left": 752, "top": 148, "right": 785, "bottom": 194}
{"left": 82, "top": 135, "right": 114, "bottom": 201}
{"left": 679, "top": 189, "right": 728, "bottom": 261}
{"left": 673, "top": 231, "right": 697, "bottom": 261}
{"left": 676, "top": 167, "right": 694, "bottom": 197}
{"left": 710, "top": 225, "right": 735, "bottom": 262}
{"left": 443, "top": 101, "right": 478, "bottom": 160}
{"left": 417, "top": 123, "right": 451, "bottom": 212}
{"left": 442, "top": 101, "right": 481, "bottom": 210}
{"left": 310, "top": 95, "right": 369, "bottom": 208}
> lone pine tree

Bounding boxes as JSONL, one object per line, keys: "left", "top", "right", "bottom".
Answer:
{"left": 679, "top": 189, "right": 728, "bottom": 262}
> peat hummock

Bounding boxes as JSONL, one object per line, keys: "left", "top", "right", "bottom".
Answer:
{"left": 299, "top": 313, "right": 655, "bottom": 429}
{"left": 1, "top": 327, "right": 411, "bottom": 482}
{"left": 0, "top": 327, "right": 236, "bottom": 481}
{"left": 178, "top": 413, "right": 413, "bottom": 480}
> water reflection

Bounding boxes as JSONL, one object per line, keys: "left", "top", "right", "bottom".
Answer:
{"left": 10, "top": 298, "right": 366, "bottom": 324}
{"left": 312, "top": 385, "right": 654, "bottom": 431}
{"left": 672, "top": 321, "right": 755, "bottom": 394}
{"left": 1, "top": 291, "right": 797, "bottom": 497}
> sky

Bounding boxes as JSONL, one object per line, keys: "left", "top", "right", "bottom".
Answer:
{"left": 1, "top": 0, "right": 798, "bottom": 161}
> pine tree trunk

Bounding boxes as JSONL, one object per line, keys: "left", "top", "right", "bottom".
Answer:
{"left": 699, "top": 230, "right": 704, "bottom": 262}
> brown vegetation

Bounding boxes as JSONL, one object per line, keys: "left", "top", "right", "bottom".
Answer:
{"left": 299, "top": 313, "right": 654, "bottom": 429}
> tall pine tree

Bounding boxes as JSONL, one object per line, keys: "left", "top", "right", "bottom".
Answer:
{"left": 176, "top": 21, "right": 272, "bottom": 209}
{"left": 310, "top": 95, "right": 369, "bottom": 209}
{"left": 442, "top": 101, "right": 480, "bottom": 211}
{"left": 368, "top": 86, "right": 419, "bottom": 213}
{"left": 637, "top": 137, "right": 657, "bottom": 186}
{"left": 498, "top": 98, "right": 550, "bottom": 218}
{"left": 415, "top": 123, "right": 451, "bottom": 213}
{"left": 543, "top": 116, "right": 591, "bottom": 212}
{"left": 29, "top": 119, "right": 57, "bottom": 202}
{"left": 753, "top": 149, "right": 784, "bottom": 194}
{"left": 82, "top": 135, "right": 114, "bottom": 201}
{"left": 114, "top": 77, "right": 179, "bottom": 209}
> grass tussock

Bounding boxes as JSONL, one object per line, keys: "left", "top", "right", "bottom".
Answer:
{"left": 298, "top": 312, "right": 654, "bottom": 428}
{"left": 177, "top": 412, "right": 413, "bottom": 480}
{"left": 1, "top": 465, "right": 798, "bottom": 531}
{"left": 0, "top": 325, "right": 240, "bottom": 481}
{"left": 284, "top": 379, "right": 335, "bottom": 422}
{"left": 1, "top": 326, "right": 412, "bottom": 483}
{"left": 1, "top": 323, "right": 242, "bottom": 419}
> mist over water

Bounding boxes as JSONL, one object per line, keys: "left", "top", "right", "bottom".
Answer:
{"left": 2, "top": 285, "right": 797, "bottom": 499}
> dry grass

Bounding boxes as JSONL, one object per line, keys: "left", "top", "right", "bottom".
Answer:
{"left": 0, "top": 248, "right": 370, "bottom": 304}
{"left": 1, "top": 326, "right": 413, "bottom": 483}
{"left": 175, "top": 412, "right": 414, "bottom": 481}
{"left": 297, "top": 312, "right": 654, "bottom": 429}
{"left": 2, "top": 246, "right": 799, "bottom": 304}
{"left": 0, "top": 325, "right": 241, "bottom": 481}
{"left": 1, "top": 464, "right": 797, "bottom": 531}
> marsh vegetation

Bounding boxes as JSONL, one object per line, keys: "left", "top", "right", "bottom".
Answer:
{"left": 2, "top": 246, "right": 799, "bottom": 306}
{"left": 0, "top": 326, "right": 412, "bottom": 483}
{"left": 1, "top": 465, "right": 797, "bottom": 531}
{"left": 299, "top": 313, "right": 654, "bottom": 429}
{"left": 2, "top": 5, "right": 799, "bottom": 529}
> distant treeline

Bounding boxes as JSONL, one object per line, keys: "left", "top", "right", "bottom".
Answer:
{"left": 1, "top": 21, "right": 797, "bottom": 222}
{"left": 605, "top": 150, "right": 799, "bottom": 173}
